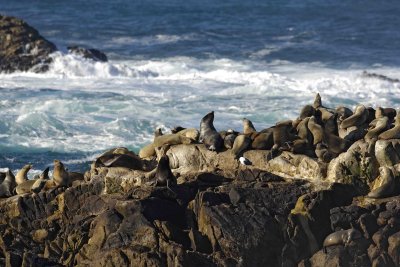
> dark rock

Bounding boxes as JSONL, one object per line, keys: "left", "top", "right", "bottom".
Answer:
{"left": 0, "top": 14, "right": 57, "bottom": 73}
{"left": 67, "top": 46, "right": 108, "bottom": 62}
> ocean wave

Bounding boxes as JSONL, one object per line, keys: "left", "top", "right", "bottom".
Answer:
{"left": 0, "top": 55, "right": 400, "bottom": 155}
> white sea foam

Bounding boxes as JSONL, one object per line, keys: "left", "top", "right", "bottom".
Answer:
{"left": 0, "top": 53, "right": 399, "bottom": 153}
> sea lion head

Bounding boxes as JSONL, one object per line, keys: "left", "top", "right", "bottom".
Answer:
{"left": 313, "top": 93, "right": 322, "bottom": 108}
{"left": 201, "top": 111, "right": 215, "bottom": 124}
{"left": 375, "top": 107, "right": 384, "bottom": 119}
{"left": 154, "top": 128, "right": 163, "bottom": 137}
{"left": 242, "top": 118, "right": 256, "bottom": 134}
{"left": 40, "top": 167, "right": 50, "bottom": 180}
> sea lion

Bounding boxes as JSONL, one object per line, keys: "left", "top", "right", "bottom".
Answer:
{"left": 368, "top": 167, "right": 397, "bottom": 198}
{"left": 336, "top": 106, "right": 353, "bottom": 121}
{"left": 16, "top": 180, "right": 36, "bottom": 195}
{"left": 307, "top": 116, "right": 324, "bottom": 145}
{"left": 153, "top": 133, "right": 193, "bottom": 148}
{"left": 0, "top": 170, "right": 16, "bottom": 198}
{"left": 379, "top": 112, "right": 400, "bottom": 140}
{"left": 251, "top": 130, "right": 274, "bottom": 150}
{"left": 383, "top": 108, "right": 396, "bottom": 121}
{"left": 324, "top": 113, "right": 339, "bottom": 136}
{"left": 231, "top": 135, "right": 252, "bottom": 158}
{"left": 223, "top": 129, "right": 238, "bottom": 149}
{"left": 365, "top": 115, "right": 389, "bottom": 142}
{"left": 15, "top": 164, "right": 32, "bottom": 185}
{"left": 242, "top": 118, "right": 257, "bottom": 134}
{"left": 313, "top": 93, "right": 322, "bottom": 108}
{"left": 299, "top": 105, "right": 315, "bottom": 119}
{"left": 176, "top": 128, "right": 199, "bottom": 142}
{"left": 315, "top": 143, "right": 333, "bottom": 163}
{"left": 171, "top": 126, "right": 186, "bottom": 134}
{"left": 0, "top": 172, "right": 5, "bottom": 184}
{"left": 53, "top": 160, "right": 70, "bottom": 186}
{"left": 199, "top": 111, "right": 223, "bottom": 152}
{"left": 323, "top": 228, "right": 362, "bottom": 252}
{"left": 340, "top": 104, "right": 369, "bottom": 129}
{"left": 155, "top": 155, "right": 176, "bottom": 188}
{"left": 154, "top": 128, "right": 163, "bottom": 138}
{"left": 96, "top": 147, "right": 144, "bottom": 170}
{"left": 139, "top": 143, "right": 156, "bottom": 159}
{"left": 31, "top": 167, "right": 50, "bottom": 193}
{"left": 296, "top": 117, "right": 313, "bottom": 144}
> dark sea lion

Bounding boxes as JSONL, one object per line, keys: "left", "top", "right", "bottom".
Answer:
{"left": 242, "top": 118, "right": 257, "bottom": 134}
{"left": 223, "top": 130, "right": 238, "bottom": 149}
{"left": 340, "top": 104, "right": 369, "bottom": 129}
{"left": 382, "top": 108, "right": 396, "bottom": 121}
{"left": 323, "top": 132, "right": 349, "bottom": 155}
{"left": 307, "top": 116, "right": 324, "bottom": 145}
{"left": 97, "top": 147, "right": 144, "bottom": 170}
{"left": 368, "top": 167, "right": 397, "bottom": 198}
{"left": 31, "top": 167, "right": 50, "bottom": 193}
{"left": 15, "top": 164, "right": 32, "bottom": 185}
{"left": 0, "top": 172, "right": 5, "bottom": 184}
{"left": 231, "top": 135, "right": 252, "bottom": 158}
{"left": 155, "top": 155, "right": 176, "bottom": 188}
{"left": 323, "top": 228, "right": 362, "bottom": 252}
{"left": 171, "top": 126, "right": 186, "bottom": 134}
{"left": 318, "top": 107, "right": 334, "bottom": 122}
{"left": 379, "top": 112, "right": 400, "bottom": 140}
{"left": 296, "top": 117, "right": 313, "bottom": 143}
{"left": 366, "top": 107, "right": 376, "bottom": 124}
{"left": 315, "top": 143, "right": 333, "bottom": 163}
{"left": 154, "top": 128, "right": 163, "bottom": 138}
{"left": 199, "top": 111, "right": 223, "bottom": 152}
{"left": 299, "top": 105, "right": 315, "bottom": 119}
{"left": 53, "top": 160, "right": 70, "bottom": 186}
{"left": 313, "top": 93, "right": 322, "bottom": 108}
{"left": 324, "top": 113, "right": 339, "bottom": 136}
{"left": 0, "top": 170, "right": 16, "bottom": 198}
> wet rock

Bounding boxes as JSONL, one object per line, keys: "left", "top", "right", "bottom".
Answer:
{"left": 0, "top": 15, "right": 57, "bottom": 73}
{"left": 67, "top": 46, "right": 108, "bottom": 62}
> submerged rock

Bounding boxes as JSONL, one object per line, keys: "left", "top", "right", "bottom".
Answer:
{"left": 0, "top": 14, "right": 57, "bottom": 73}
{"left": 67, "top": 46, "right": 108, "bottom": 62}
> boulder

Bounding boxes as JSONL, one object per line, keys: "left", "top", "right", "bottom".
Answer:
{"left": 0, "top": 15, "right": 57, "bottom": 73}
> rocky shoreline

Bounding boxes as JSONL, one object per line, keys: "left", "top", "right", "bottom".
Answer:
{"left": 1, "top": 15, "right": 400, "bottom": 267}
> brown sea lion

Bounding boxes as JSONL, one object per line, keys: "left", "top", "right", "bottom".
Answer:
{"left": 15, "top": 164, "right": 32, "bottom": 185}
{"left": 379, "top": 112, "right": 400, "bottom": 140}
{"left": 199, "top": 111, "right": 223, "bottom": 152}
{"left": 0, "top": 170, "right": 16, "bottom": 198}
{"left": 31, "top": 167, "right": 50, "bottom": 193}
{"left": 251, "top": 130, "right": 274, "bottom": 150}
{"left": 323, "top": 228, "right": 362, "bottom": 252}
{"left": 368, "top": 167, "right": 397, "bottom": 198}
{"left": 340, "top": 104, "right": 369, "bottom": 129}
{"left": 231, "top": 135, "right": 252, "bottom": 158}
{"left": 313, "top": 93, "right": 322, "bottom": 108}
{"left": 153, "top": 133, "right": 193, "bottom": 148}
{"left": 53, "top": 160, "right": 70, "bottom": 186}
{"left": 171, "top": 126, "right": 186, "bottom": 134}
{"left": 299, "top": 105, "right": 315, "bottom": 119}
{"left": 307, "top": 116, "right": 324, "bottom": 145}
{"left": 242, "top": 118, "right": 257, "bottom": 134}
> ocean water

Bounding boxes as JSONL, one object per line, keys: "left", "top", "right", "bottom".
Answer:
{"left": 0, "top": 0, "right": 400, "bottom": 176}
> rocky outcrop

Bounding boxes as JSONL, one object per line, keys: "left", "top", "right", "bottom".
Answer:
{"left": 67, "top": 46, "right": 108, "bottom": 62}
{"left": 0, "top": 15, "right": 57, "bottom": 73}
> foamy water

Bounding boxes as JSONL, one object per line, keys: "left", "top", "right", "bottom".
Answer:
{"left": 1, "top": 53, "right": 399, "bottom": 159}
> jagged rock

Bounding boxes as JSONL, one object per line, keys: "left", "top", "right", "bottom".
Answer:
{"left": 0, "top": 14, "right": 57, "bottom": 73}
{"left": 327, "top": 140, "right": 379, "bottom": 194}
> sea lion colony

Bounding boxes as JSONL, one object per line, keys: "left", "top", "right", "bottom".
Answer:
{"left": 0, "top": 93, "right": 399, "bottom": 198}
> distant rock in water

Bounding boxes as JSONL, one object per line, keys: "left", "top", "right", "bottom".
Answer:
{"left": 0, "top": 14, "right": 57, "bottom": 73}
{"left": 362, "top": 71, "right": 400, "bottom": 83}
{"left": 67, "top": 46, "right": 108, "bottom": 62}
